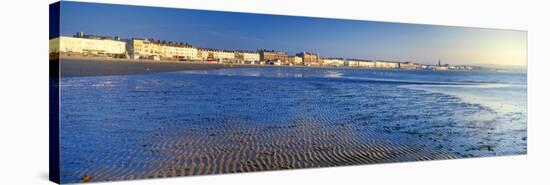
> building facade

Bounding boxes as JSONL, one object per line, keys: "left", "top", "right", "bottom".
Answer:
{"left": 128, "top": 38, "right": 197, "bottom": 60}
{"left": 288, "top": 56, "right": 303, "bottom": 65}
{"left": 322, "top": 58, "right": 345, "bottom": 67}
{"left": 160, "top": 44, "right": 197, "bottom": 60}
{"left": 296, "top": 52, "right": 320, "bottom": 66}
{"left": 127, "top": 39, "right": 162, "bottom": 60}
{"left": 242, "top": 52, "right": 260, "bottom": 62}
{"left": 399, "top": 62, "right": 419, "bottom": 69}
{"left": 374, "top": 60, "right": 399, "bottom": 68}
{"left": 49, "top": 36, "right": 126, "bottom": 56}
{"left": 196, "top": 49, "right": 211, "bottom": 60}
{"left": 235, "top": 51, "right": 260, "bottom": 63}
{"left": 212, "top": 50, "right": 235, "bottom": 61}
{"left": 346, "top": 59, "right": 375, "bottom": 68}
{"left": 432, "top": 65, "right": 449, "bottom": 70}
{"left": 260, "top": 50, "right": 289, "bottom": 63}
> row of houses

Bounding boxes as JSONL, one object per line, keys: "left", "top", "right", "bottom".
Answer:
{"left": 49, "top": 33, "right": 263, "bottom": 63}
{"left": 50, "top": 32, "right": 463, "bottom": 70}
{"left": 344, "top": 59, "right": 417, "bottom": 69}
{"left": 48, "top": 33, "right": 313, "bottom": 64}
{"left": 127, "top": 38, "right": 197, "bottom": 61}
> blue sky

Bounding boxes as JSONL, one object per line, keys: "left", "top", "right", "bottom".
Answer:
{"left": 58, "top": 1, "right": 526, "bottom": 66}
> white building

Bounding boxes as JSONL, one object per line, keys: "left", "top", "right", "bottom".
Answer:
{"left": 289, "top": 56, "right": 303, "bottom": 65}
{"left": 160, "top": 45, "right": 197, "bottom": 60}
{"left": 374, "top": 60, "right": 399, "bottom": 68}
{"left": 127, "top": 38, "right": 162, "bottom": 60}
{"left": 196, "top": 49, "right": 211, "bottom": 60}
{"left": 242, "top": 52, "right": 260, "bottom": 62}
{"left": 49, "top": 36, "right": 126, "bottom": 56}
{"left": 127, "top": 38, "right": 198, "bottom": 61}
{"left": 323, "top": 58, "right": 345, "bottom": 67}
{"left": 212, "top": 50, "right": 235, "bottom": 60}
{"left": 346, "top": 59, "right": 375, "bottom": 68}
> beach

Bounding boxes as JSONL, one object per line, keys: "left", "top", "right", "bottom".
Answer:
{"left": 54, "top": 56, "right": 409, "bottom": 78}
{"left": 55, "top": 56, "right": 256, "bottom": 77}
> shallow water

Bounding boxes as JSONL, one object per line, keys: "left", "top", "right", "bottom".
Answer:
{"left": 59, "top": 67, "right": 527, "bottom": 183}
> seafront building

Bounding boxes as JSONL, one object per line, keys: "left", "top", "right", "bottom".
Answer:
{"left": 235, "top": 51, "right": 260, "bottom": 63}
{"left": 346, "top": 59, "right": 399, "bottom": 69}
{"left": 399, "top": 62, "right": 420, "bottom": 69}
{"left": 242, "top": 52, "right": 260, "bottom": 63}
{"left": 346, "top": 59, "right": 375, "bottom": 68}
{"left": 212, "top": 50, "right": 236, "bottom": 61}
{"left": 196, "top": 48, "right": 212, "bottom": 60}
{"left": 259, "top": 50, "right": 289, "bottom": 64}
{"left": 160, "top": 43, "right": 197, "bottom": 61}
{"left": 288, "top": 56, "right": 303, "bottom": 65}
{"left": 432, "top": 65, "right": 449, "bottom": 70}
{"left": 430, "top": 60, "right": 450, "bottom": 70}
{"left": 127, "top": 39, "right": 161, "bottom": 60}
{"left": 297, "top": 52, "right": 320, "bottom": 66}
{"left": 128, "top": 38, "right": 197, "bottom": 61}
{"left": 453, "top": 65, "right": 474, "bottom": 70}
{"left": 49, "top": 33, "right": 126, "bottom": 56}
{"left": 195, "top": 48, "right": 237, "bottom": 62}
{"left": 374, "top": 60, "right": 399, "bottom": 69}
{"left": 234, "top": 52, "right": 245, "bottom": 63}
{"left": 322, "top": 58, "right": 345, "bottom": 67}
{"left": 49, "top": 32, "right": 480, "bottom": 71}
{"left": 317, "top": 58, "right": 325, "bottom": 66}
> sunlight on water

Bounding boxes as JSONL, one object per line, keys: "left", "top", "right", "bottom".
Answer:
{"left": 403, "top": 83, "right": 527, "bottom": 114}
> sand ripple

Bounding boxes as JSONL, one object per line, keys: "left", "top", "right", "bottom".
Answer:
{"left": 59, "top": 69, "right": 525, "bottom": 183}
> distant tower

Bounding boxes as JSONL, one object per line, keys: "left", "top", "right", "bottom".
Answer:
{"left": 75, "top": 32, "right": 84, "bottom": 38}
{"left": 316, "top": 50, "right": 320, "bottom": 64}
{"left": 438, "top": 59, "right": 441, "bottom": 66}
{"left": 303, "top": 51, "right": 307, "bottom": 65}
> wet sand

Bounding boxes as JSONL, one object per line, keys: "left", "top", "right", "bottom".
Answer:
{"left": 74, "top": 122, "right": 457, "bottom": 182}
{"left": 63, "top": 116, "right": 459, "bottom": 182}
{"left": 58, "top": 64, "right": 526, "bottom": 183}
{"left": 56, "top": 57, "right": 255, "bottom": 77}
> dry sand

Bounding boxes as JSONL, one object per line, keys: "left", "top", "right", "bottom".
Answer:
{"left": 53, "top": 56, "right": 375, "bottom": 78}
{"left": 55, "top": 57, "right": 256, "bottom": 77}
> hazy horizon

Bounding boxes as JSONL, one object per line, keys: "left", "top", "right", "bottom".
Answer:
{"left": 58, "top": 1, "right": 527, "bottom": 67}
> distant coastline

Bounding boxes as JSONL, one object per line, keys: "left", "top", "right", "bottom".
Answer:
{"left": 54, "top": 55, "right": 510, "bottom": 78}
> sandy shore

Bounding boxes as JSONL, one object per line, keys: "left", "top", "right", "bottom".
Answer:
{"left": 56, "top": 56, "right": 258, "bottom": 77}
{"left": 54, "top": 56, "right": 388, "bottom": 77}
